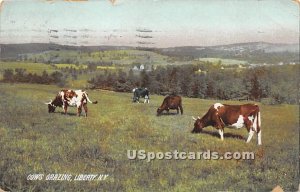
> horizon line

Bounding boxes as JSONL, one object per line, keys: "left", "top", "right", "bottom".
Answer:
{"left": 0, "top": 41, "right": 299, "bottom": 49}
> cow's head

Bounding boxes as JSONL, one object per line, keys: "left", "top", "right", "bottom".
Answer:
{"left": 132, "top": 96, "right": 138, "bottom": 102}
{"left": 192, "top": 116, "right": 204, "bottom": 133}
{"left": 45, "top": 100, "right": 56, "bottom": 113}
{"left": 156, "top": 107, "right": 163, "bottom": 116}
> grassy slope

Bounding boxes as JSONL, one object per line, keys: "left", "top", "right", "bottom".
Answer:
{"left": 0, "top": 83, "right": 298, "bottom": 191}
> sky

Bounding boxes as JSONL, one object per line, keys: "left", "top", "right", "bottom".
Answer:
{"left": 0, "top": 0, "right": 299, "bottom": 47}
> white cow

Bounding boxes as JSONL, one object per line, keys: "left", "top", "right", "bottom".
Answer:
{"left": 45, "top": 89, "right": 97, "bottom": 117}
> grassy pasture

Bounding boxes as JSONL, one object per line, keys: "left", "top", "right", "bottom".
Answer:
{"left": 0, "top": 83, "right": 298, "bottom": 191}
{"left": 198, "top": 58, "right": 248, "bottom": 65}
{"left": 54, "top": 64, "right": 119, "bottom": 70}
{"left": 96, "top": 66, "right": 120, "bottom": 70}
{"left": 54, "top": 64, "right": 88, "bottom": 69}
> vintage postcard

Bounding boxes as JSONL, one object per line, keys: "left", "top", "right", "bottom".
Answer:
{"left": 0, "top": 0, "right": 299, "bottom": 191}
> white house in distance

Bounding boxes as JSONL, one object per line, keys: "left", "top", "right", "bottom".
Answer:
{"left": 140, "top": 64, "right": 145, "bottom": 70}
{"left": 133, "top": 66, "right": 139, "bottom": 70}
{"left": 133, "top": 64, "right": 145, "bottom": 71}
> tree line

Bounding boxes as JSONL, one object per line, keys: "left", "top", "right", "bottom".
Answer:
{"left": 2, "top": 69, "right": 67, "bottom": 87}
{"left": 88, "top": 64, "right": 298, "bottom": 104}
{"left": 1, "top": 64, "right": 101, "bottom": 86}
{"left": 1, "top": 64, "right": 297, "bottom": 104}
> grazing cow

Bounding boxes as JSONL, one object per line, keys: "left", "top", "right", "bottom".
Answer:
{"left": 157, "top": 95, "right": 183, "bottom": 116}
{"left": 192, "top": 103, "right": 261, "bottom": 145}
{"left": 45, "top": 89, "right": 97, "bottom": 117}
{"left": 132, "top": 88, "right": 150, "bottom": 103}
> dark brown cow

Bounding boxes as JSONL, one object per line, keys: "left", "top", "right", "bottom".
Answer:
{"left": 157, "top": 95, "right": 183, "bottom": 116}
{"left": 192, "top": 103, "right": 261, "bottom": 145}
{"left": 45, "top": 89, "right": 97, "bottom": 117}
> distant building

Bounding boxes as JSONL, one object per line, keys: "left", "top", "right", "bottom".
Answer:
{"left": 133, "top": 66, "right": 139, "bottom": 71}
{"left": 140, "top": 64, "right": 145, "bottom": 70}
{"left": 133, "top": 64, "right": 146, "bottom": 71}
{"left": 195, "top": 68, "right": 207, "bottom": 75}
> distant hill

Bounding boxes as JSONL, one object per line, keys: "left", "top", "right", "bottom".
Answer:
{"left": 211, "top": 42, "right": 299, "bottom": 52}
{"left": 1, "top": 42, "right": 299, "bottom": 64}
{"left": 0, "top": 43, "right": 132, "bottom": 59}
{"left": 158, "top": 42, "right": 299, "bottom": 56}
{"left": 0, "top": 43, "right": 55, "bottom": 58}
{"left": 157, "top": 42, "right": 299, "bottom": 63}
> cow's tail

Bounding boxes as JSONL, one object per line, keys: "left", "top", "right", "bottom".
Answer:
{"left": 84, "top": 92, "right": 98, "bottom": 104}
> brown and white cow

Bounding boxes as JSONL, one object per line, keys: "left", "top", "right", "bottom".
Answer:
{"left": 45, "top": 89, "right": 97, "bottom": 117}
{"left": 157, "top": 95, "right": 183, "bottom": 116}
{"left": 192, "top": 103, "right": 261, "bottom": 145}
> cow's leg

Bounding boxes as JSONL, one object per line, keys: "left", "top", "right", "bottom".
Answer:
{"left": 176, "top": 107, "right": 179, "bottom": 114}
{"left": 245, "top": 112, "right": 261, "bottom": 145}
{"left": 256, "top": 112, "right": 262, "bottom": 145}
{"left": 244, "top": 117, "right": 254, "bottom": 143}
{"left": 83, "top": 104, "right": 88, "bottom": 117}
{"left": 218, "top": 129, "right": 224, "bottom": 140}
{"left": 244, "top": 118, "right": 252, "bottom": 132}
{"left": 255, "top": 112, "right": 262, "bottom": 145}
{"left": 144, "top": 98, "right": 149, "bottom": 103}
{"left": 63, "top": 102, "right": 68, "bottom": 114}
{"left": 144, "top": 95, "right": 149, "bottom": 103}
{"left": 215, "top": 115, "right": 225, "bottom": 140}
{"left": 257, "top": 130, "right": 262, "bottom": 145}
{"left": 179, "top": 105, "right": 183, "bottom": 115}
{"left": 77, "top": 106, "right": 82, "bottom": 117}
{"left": 246, "top": 130, "right": 255, "bottom": 143}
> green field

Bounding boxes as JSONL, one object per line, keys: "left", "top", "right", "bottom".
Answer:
{"left": 54, "top": 64, "right": 120, "bottom": 71}
{"left": 0, "top": 83, "right": 298, "bottom": 191}
{"left": 54, "top": 64, "right": 88, "bottom": 69}
{"left": 198, "top": 58, "right": 248, "bottom": 65}
{"left": 27, "top": 49, "right": 172, "bottom": 66}
{"left": 0, "top": 62, "right": 57, "bottom": 75}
